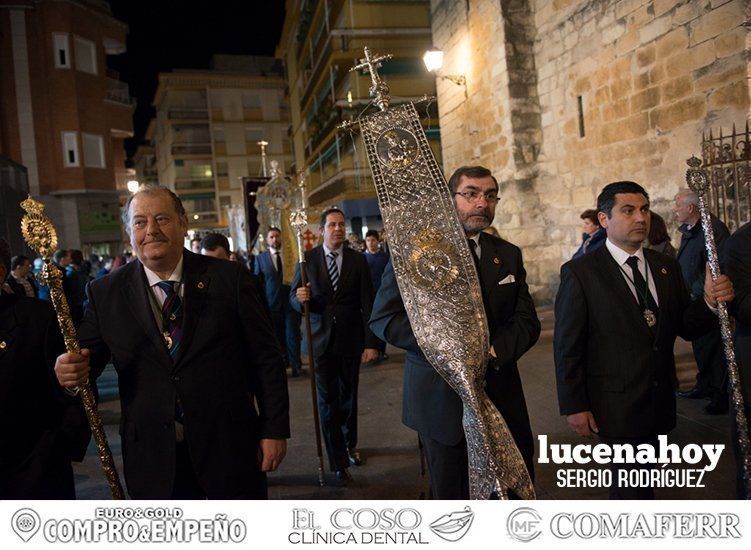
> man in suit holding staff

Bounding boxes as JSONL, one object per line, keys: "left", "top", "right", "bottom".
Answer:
{"left": 554, "top": 181, "right": 734, "bottom": 499}
{"left": 290, "top": 207, "right": 380, "bottom": 484}
{"left": 54, "top": 185, "right": 289, "bottom": 499}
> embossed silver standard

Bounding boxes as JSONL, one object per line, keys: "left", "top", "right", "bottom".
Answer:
{"left": 686, "top": 156, "right": 751, "bottom": 499}
{"left": 340, "top": 47, "right": 534, "bottom": 499}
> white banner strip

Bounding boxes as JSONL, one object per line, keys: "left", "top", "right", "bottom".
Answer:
{"left": 2, "top": 500, "right": 749, "bottom": 549}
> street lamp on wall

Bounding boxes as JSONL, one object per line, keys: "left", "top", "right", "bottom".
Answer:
{"left": 422, "top": 48, "right": 466, "bottom": 87}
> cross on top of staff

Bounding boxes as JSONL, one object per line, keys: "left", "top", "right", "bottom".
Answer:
{"left": 349, "top": 46, "right": 393, "bottom": 111}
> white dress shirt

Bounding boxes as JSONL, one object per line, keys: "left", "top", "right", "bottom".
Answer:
{"left": 605, "top": 238, "right": 659, "bottom": 307}
{"left": 323, "top": 243, "right": 344, "bottom": 272}
{"left": 142, "top": 256, "right": 184, "bottom": 330}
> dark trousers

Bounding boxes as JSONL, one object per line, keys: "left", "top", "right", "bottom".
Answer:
{"left": 1, "top": 439, "right": 75, "bottom": 499}
{"left": 420, "top": 435, "right": 469, "bottom": 499}
{"left": 271, "top": 309, "right": 302, "bottom": 374}
{"left": 598, "top": 434, "right": 657, "bottom": 500}
{"left": 314, "top": 350, "right": 361, "bottom": 471}
{"left": 693, "top": 327, "right": 728, "bottom": 402}
{"left": 420, "top": 434, "right": 535, "bottom": 499}
{"left": 172, "top": 442, "right": 206, "bottom": 499}
{"left": 171, "top": 442, "right": 268, "bottom": 499}
{"left": 285, "top": 308, "right": 302, "bottom": 373}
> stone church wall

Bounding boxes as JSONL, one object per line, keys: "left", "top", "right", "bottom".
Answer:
{"left": 430, "top": 0, "right": 749, "bottom": 302}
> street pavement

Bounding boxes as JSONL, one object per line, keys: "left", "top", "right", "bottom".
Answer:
{"left": 74, "top": 307, "right": 738, "bottom": 500}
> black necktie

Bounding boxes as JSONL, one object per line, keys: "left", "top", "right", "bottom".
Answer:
{"left": 625, "top": 256, "right": 658, "bottom": 312}
{"left": 468, "top": 239, "right": 481, "bottom": 273}
{"left": 275, "top": 252, "right": 283, "bottom": 279}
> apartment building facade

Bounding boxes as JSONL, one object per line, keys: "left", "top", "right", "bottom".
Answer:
{"left": 276, "top": 0, "right": 440, "bottom": 235}
{"left": 149, "top": 55, "right": 293, "bottom": 231}
{"left": 0, "top": 0, "right": 134, "bottom": 255}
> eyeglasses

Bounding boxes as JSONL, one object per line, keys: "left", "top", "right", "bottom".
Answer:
{"left": 454, "top": 190, "right": 499, "bottom": 203}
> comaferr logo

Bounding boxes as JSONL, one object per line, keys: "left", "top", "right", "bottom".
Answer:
{"left": 429, "top": 507, "right": 475, "bottom": 542}
{"left": 507, "top": 507, "right": 542, "bottom": 542}
{"left": 550, "top": 513, "right": 742, "bottom": 539}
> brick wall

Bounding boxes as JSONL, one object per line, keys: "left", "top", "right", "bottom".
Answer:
{"left": 430, "top": 0, "right": 750, "bottom": 302}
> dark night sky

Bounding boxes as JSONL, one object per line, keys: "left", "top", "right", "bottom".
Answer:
{"left": 107, "top": 1, "right": 286, "bottom": 160}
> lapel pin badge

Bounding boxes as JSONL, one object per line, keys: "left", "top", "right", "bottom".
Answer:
{"left": 493, "top": 257, "right": 501, "bottom": 265}
{"left": 661, "top": 268, "right": 667, "bottom": 274}
{"left": 0, "top": 341, "right": 6, "bottom": 349}
{"left": 197, "top": 282, "right": 205, "bottom": 289}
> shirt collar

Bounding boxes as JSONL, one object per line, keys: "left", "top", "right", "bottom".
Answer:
{"left": 142, "top": 255, "right": 184, "bottom": 287}
{"left": 323, "top": 243, "right": 342, "bottom": 256}
{"left": 605, "top": 237, "right": 644, "bottom": 266}
{"left": 468, "top": 233, "right": 481, "bottom": 247}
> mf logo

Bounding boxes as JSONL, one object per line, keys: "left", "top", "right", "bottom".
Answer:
{"left": 507, "top": 507, "right": 542, "bottom": 542}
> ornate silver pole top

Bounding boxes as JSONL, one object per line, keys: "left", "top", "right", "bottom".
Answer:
{"left": 258, "top": 140, "right": 269, "bottom": 177}
{"left": 349, "top": 46, "right": 393, "bottom": 112}
{"left": 685, "top": 155, "right": 710, "bottom": 197}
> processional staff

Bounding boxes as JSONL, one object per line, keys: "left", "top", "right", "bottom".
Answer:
{"left": 685, "top": 156, "right": 751, "bottom": 499}
{"left": 289, "top": 172, "right": 326, "bottom": 487}
{"left": 20, "top": 196, "right": 125, "bottom": 499}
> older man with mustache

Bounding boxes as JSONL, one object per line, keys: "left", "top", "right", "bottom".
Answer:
{"left": 54, "top": 185, "right": 289, "bottom": 499}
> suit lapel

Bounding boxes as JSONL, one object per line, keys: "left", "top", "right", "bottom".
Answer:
{"left": 478, "top": 233, "right": 504, "bottom": 291}
{"left": 595, "top": 246, "right": 653, "bottom": 338}
{"left": 336, "top": 247, "right": 354, "bottom": 297}
{"left": 173, "top": 251, "right": 209, "bottom": 370}
{"left": 122, "top": 261, "right": 172, "bottom": 365}
{"left": 318, "top": 246, "right": 335, "bottom": 296}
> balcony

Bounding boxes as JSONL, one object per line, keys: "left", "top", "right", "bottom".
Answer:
{"left": 168, "top": 109, "right": 209, "bottom": 121}
{"left": 174, "top": 178, "right": 215, "bottom": 192}
{"left": 171, "top": 143, "right": 212, "bottom": 156}
{"left": 106, "top": 78, "right": 136, "bottom": 107}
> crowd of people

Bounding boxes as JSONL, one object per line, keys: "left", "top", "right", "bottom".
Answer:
{"left": 1, "top": 167, "right": 749, "bottom": 501}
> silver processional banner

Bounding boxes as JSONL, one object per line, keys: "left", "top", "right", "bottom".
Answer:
{"left": 358, "top": 100, "right": 535, "bottom": 500}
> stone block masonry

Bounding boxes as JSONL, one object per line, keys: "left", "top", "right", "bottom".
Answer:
{"left": 430, "top": 0, "right": 749, "bottom": 302}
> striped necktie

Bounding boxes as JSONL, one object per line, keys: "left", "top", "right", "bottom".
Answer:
{"left": 157, "top": 281, "right": 183, "bottom": 359}
{"left": 327, "top": 251, "right": 339, "bottom": 292}
{"left": 156, "top": 281, "right": 184, "bottom": 423}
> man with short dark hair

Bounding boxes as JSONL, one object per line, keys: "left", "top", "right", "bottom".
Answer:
{"left": 290, "top": 207, "right": 380, "bottom": 483}
{"left": 0, "top": 239, "right": 89, "bottom": 498}
{"left": 54, "top": 185, "right": 289, "bottom": 499}
{"left": 7, "top": 255, "right": 37, "bottom": 298}
{"left": 200, "top": 233, "right": 231, "bottom": 260}
{"left": 673, "top": 188, "right": 731, "bottom": 414}
{"left": 555, "top": 181, "right": 734, "bottom": 499}
{"left": 370, "top": 165, "right": 540, "bottom": 499}
{"left": 255, "top": 227, "right": 302, "bottom": 377}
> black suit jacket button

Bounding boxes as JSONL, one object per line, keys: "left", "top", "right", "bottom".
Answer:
{"left": 653, "top": 381, "right": 659, "bottom": 387}
{"left": 652, "top": 346, "right": 659, "bottom": 351}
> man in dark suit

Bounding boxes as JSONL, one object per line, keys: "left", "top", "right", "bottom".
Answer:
{"left": 724, "top": 221, "right": 751, "bottom": 498}
{"left": 255, "top": 227, "right": 302, "bottom": 377}
{"left": 7, "top": 255, "right": 38, "bottom": 298}
{"left": 54, "top": 186, "right": 289, "bottom": 499}
{"left": 674, "top": 188, "right": 731, "bottom": 413}
{"left": 369, "top": 165, "right": 541, "bottom": 499}
{"left": 555, "top": 181, "right": 734, "bottom": 499}
{"left": 0, "top": 239, "right": 89, "bottom": 498}
{"left": 290, "top": 208, "right": 380, "bottom": 483}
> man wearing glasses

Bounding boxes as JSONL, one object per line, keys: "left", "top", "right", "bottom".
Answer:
{"left": 370, "top": 165, "right": 541, "bottom": 498}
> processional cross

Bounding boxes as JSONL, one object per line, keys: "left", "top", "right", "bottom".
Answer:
{"left": 350, "top": 46, "right": 393, "bottom": 112}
